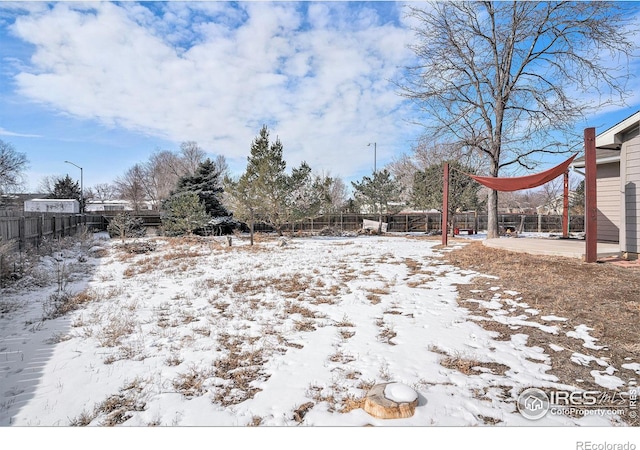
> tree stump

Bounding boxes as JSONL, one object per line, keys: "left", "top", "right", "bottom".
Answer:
{"left": 363, "top": 382, "right": 419, "bottom": 419}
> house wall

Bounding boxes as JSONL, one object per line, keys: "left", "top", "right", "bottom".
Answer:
{"left": 622, "top": 126, "right": 640, "bottom": 254}
{"left": 24, "top": 199, "right": 80, "bottom": 214}
{"left": 596, "top": 162, "right": 621, "bottom": 242}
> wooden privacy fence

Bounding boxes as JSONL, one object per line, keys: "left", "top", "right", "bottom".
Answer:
{"left": 273, "top": 213, "right": 585, "bottom": 234}
{"left": 0, "top": 213, "right": 107, "bottom": 251}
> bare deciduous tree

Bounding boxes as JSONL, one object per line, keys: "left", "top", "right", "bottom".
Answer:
{"left": 38, "top": 175, "right": 60, "bottom": 196}
{"left": 388, "top": 140, "right": 485, "bottom": 204}
{"left": 0, "top": 140, "right": 28, "bottom": 194}
{"left": 87, "top": 183, "right": 117, "bottom": 201}
{"left": 143, "top": 150, "right": 185, "bottom": 209}
{"left": 179, "top": 141, "right": 206, "bottom": 177}
{"left": 115, "top": 164, "right": 148, "bottom": 212}
{"left": 401, "top": 1, "right": 637, "bottom": 237}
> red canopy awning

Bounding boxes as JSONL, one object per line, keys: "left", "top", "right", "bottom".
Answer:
{"left": 466, "top": 154, "right": 578, "bottom": 192}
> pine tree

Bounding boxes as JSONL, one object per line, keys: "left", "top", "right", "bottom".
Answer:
{"left": 287, "top": 163, "right": 328, "bottom": 228}
{"left": 50, "top": 175, "right": 81, "bottom": 202}
{"left": 173, "top": 158, "right": 228, "bottom": 217}
{"left": 224, "top": 125, "right": 314, "bottom": 243}
{"left": 161, "top": 192, "right": 210, "bottom": 236}
{"left": 245, "top": 125, "right": 289, "bottom": 234}
{"left": 351, "top": 169, "right": 402, "bottom": 233}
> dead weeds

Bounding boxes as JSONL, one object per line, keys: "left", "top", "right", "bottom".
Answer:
{"left": 442, "top": 241, "right": 640, "bottom": 426}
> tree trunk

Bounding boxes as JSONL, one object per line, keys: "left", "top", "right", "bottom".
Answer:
{"left": 449, "top": 213, "right": 456, "bottom": 237}
{"left": 487, "top": 189, "right": 499, "bottom": 238}
{"left": 249, "top": 210, "right": 255, "bottom": 246}
{"left": 486, "top": 157, "right": 500, "bottom": 238}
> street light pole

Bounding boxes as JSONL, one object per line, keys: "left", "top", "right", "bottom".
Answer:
{"left": 368, "top": 142, "right": 377, "bottom": 174}
{"left": 64, "top": 160, "right": 83, "bottom": 213}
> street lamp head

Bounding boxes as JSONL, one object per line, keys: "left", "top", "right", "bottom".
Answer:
{"left": 64, "top": 160, "right": 82, "bottom": 170}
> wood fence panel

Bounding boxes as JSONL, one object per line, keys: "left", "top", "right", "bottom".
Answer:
{"left": 0, "top": 213, "right": 105, "bottom": 252}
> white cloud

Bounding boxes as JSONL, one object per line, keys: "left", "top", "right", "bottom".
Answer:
{"left": 0, "top": 127, "right": 41, "bottom": 138}
{"left": 8, "top": 2, "right": 418, "bottom": 179}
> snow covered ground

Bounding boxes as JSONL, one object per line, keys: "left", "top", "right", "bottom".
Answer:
{"left": 0, "top": 232, "right": 636, "bottom": 443}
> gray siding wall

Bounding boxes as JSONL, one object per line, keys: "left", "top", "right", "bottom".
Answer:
{"left": 596, "top": 162, "right": 621, "bottom": 242}
{"left": 623, "top": 127, "right": 640, "bottom": 253}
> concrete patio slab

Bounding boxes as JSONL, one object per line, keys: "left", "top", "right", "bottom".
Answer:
{"left": 482, "top": 237, "right": 620, "bottom": 260}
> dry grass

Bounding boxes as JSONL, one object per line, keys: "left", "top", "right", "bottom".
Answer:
{"left": 211, "top": 334, "right": 269, "bottom": 406}
{"left": 71, "top": 377, "right": 148, "bottom": 426}
{"left": 375, "top": 317, "right": 397, "bottom": 345}
{"left": 329, "top": 349, "right": 356, "bottom": 364}
{"left": 339, "top": 329, "right": 356, "bottom": 340}
{"left": 173, "top": 365, "right": 213, "bottom": 398}
{"left": 335, "top": 315, "right": 355, "bottom": 328}
{"left": 283, "top": 301, "right": 319, "bottom": 318}
{"left": 439, "top": 353, "right": 509, "bottom": 376}
{"left": 442, "top": 241, "right": 640, "bottom": 426}
{"left": 96, "top": 314, "right": 135, "bottom": 347}
{"left": 293, "top": 402, "right": 315, "bottom": 422}
{"left": 42, "top": 288, "right": 99, "bottom": 319}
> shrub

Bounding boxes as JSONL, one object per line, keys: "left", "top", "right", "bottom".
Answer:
{"left": 107, "top": 213, "right": 146, "bottom": 241}
{"left": 161, "top": 192, "right": 210, "bottom": 236}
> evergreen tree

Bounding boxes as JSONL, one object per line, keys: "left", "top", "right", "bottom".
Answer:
{"left": 161, "top": 192, "right": 210, "bottom": 236}
{"left": 351, "top": 169, "right": 402, "bottom": 233}
{"left": 224, "top": 172, "right": 260, "bottom": 245}
{"left": 50, "top": 175, "right": 81, "bottom": 202}
{"left": 245, "top": 125, "right": 289, "bottom": 234}
{"left": 224, "top": 125, "right": 314, "bottom": 242}
{"left": 286, "top": 163, "right": 328, "bottom": 228}
{"left": 173, "top": 158, "right": 228, "bottom": 217}
{"left": 412, "top": 161, "right": 484, "bottom": 235}
{"left": 571, "top": 179, "right": 585, "bottom": 215}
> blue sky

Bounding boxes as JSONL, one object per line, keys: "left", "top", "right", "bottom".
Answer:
{"left": 1, "top": 1, "right": 639, "bottom": 193}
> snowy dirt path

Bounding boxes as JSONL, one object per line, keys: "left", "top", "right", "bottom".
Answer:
{"left": 0, "top": 234, "right": 629, "bottom": 426}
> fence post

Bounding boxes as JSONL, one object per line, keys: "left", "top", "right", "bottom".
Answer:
{"left": 19, "top": 217, "right": 25, "bottom": 251}
{"left": 538, "top": 214, "right": 542, "bottom": 233}
{"left": 442, "top": 162, "right": 449, "bottom": 246}
{"left": 38, "top": 214, "right": 43, "bottom": 248}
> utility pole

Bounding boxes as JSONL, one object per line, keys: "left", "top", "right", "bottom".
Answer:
{"left": 368, "top": 142, "right": 377, "bottom": 174}
{"left": 64, "top": 160, "right": 83, "bottom": 213}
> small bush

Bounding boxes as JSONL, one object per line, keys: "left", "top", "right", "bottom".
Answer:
{"left": 107, "top": 213, "right": 146, "bottom": 240}
{"left": 0, "top": 238, "right": 19, "bottom": 285}
{"left": 42, "top": 288, "right": 97, "bottom": 320}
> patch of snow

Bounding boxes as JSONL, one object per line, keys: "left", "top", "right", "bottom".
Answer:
{"left": 549, "top": 344, "right": 564, "bottom": 352}
{"left": 384, "top": 382, "right": 418, "bottom": 403}
{"left": 541, "top": 315, "right": 568, "bottom": 322}
{"left": 566, "top": 324, "right": 605, "bottom": 350}
{"left": 571, "top": 353, "right": 609, "bottom": 367}
{"left": 621, "top": 363, "right": 640, "bottom": 374}
{"left": 591, "top": 368, "right": 625, "bottom": 390}
{"left": 490, "top": 314, "right": 559, "bottom": 334}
